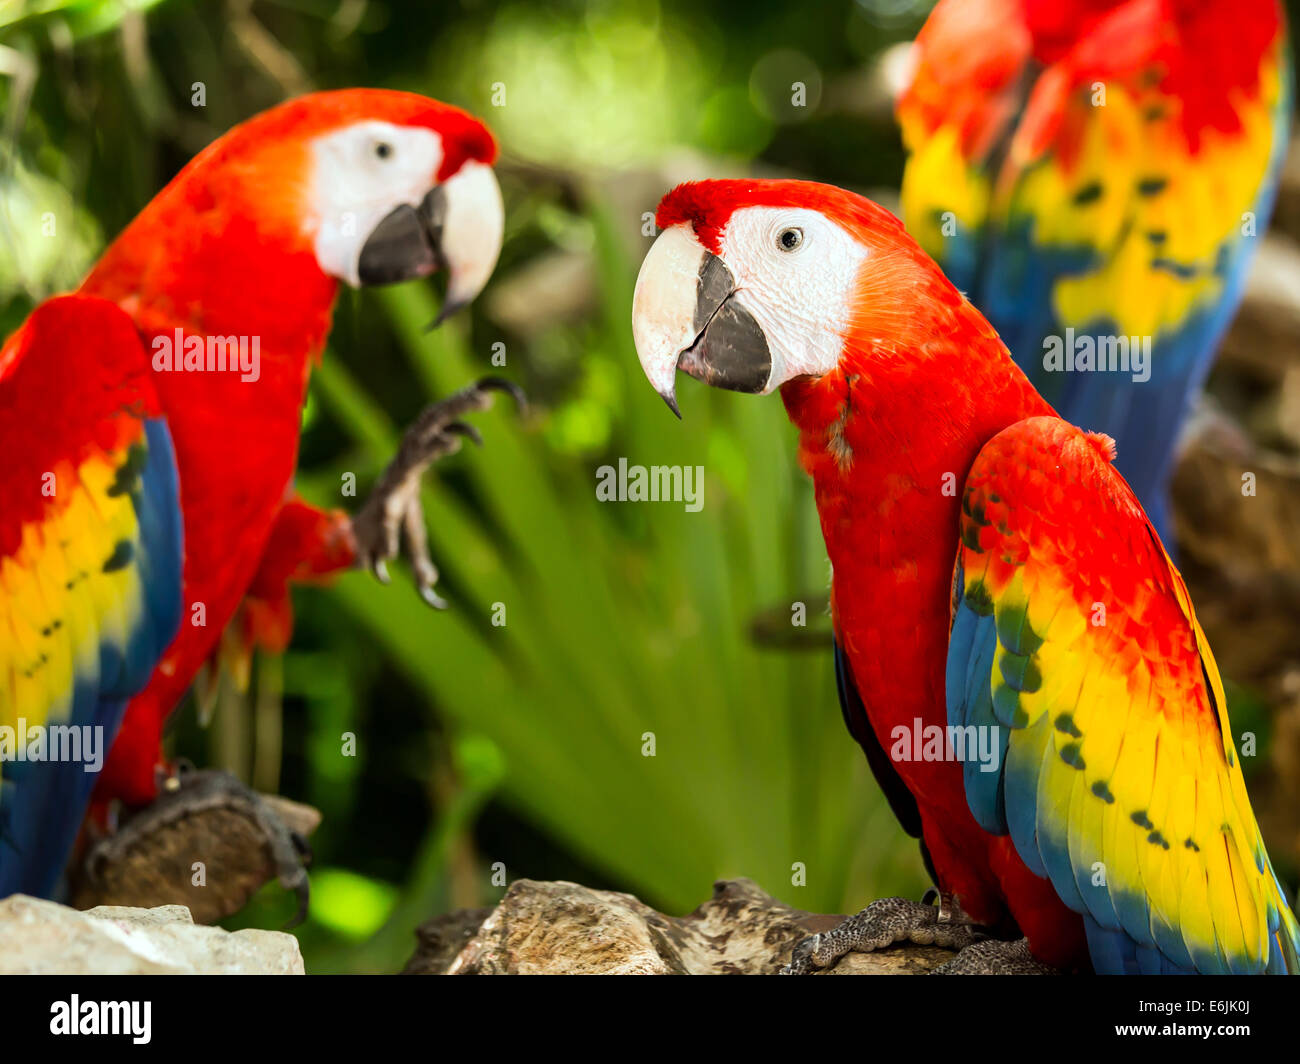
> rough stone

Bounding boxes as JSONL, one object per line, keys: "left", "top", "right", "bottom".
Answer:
{"left": 0, "top": 894, "right": 304, "bottom": 974}
{"left": 409, "top": 877, "right": 957, "bottom": 975}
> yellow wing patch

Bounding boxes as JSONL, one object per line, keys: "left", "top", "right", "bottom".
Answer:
{"left": 0, "top": 447, "right": 146, "bottom": 745}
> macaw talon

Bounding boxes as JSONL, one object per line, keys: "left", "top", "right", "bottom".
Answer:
{"left": 281, "top": 836, "right": 313, "bottom": 931}
{"left": 352, "top": 376, "right": 525, "bottom": 606}
{"left": 922, "top": 887, "right": 954, "bottom": 924}
{"left": 929, "top": 937, "right": 1059, "bottom": 976}
{"left": 471, "top": 376, "right": 527, "bottom": 411}
{"left": 418, "top": 583, "right": 449, "bottom": 611}
{"left": 779, "top": 894, "right": 984, "bottom": 975}
{"left": 398, "top": 489, "right": 447, "bottom": 610}
{"left": 443, "top": 420, "right": 483, "bottom": 448}
{"left": 81, "top": 769, "right": 312, "bottom": 927}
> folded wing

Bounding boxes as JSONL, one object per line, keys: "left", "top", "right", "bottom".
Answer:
{"left": 0, "top": 295, "right": 183, "bottom": 898}
{"left": 945, "top": 414, "right": 1299, "bottom": 973}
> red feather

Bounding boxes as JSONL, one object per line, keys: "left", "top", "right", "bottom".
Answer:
{"left": 70, "top": 90, "right": 495, "bottom": 807}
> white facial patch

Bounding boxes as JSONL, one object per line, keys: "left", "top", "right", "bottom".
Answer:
{"left": 309, "top": 120, "right": 444, "bottom": 286}
{"left": 717, "top": 206, "right": 869, "bottom": 392}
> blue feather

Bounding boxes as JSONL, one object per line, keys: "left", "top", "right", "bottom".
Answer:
{"left": 948, "top": 600, "right": 1008, "bottom": 834}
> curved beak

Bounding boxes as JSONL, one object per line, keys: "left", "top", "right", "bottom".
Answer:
{"left": 357, "top": 161, "right": 504, "bottom": 324}
{"left": 631, "top": 225, "right": 772, "bottom": 417}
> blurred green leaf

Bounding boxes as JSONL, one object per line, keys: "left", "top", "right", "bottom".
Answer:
{"left": 309, "top": 868, "right": 399, "bottom": 941}
{"left": 0, "top": 0, "right": 167, "bottom": 40}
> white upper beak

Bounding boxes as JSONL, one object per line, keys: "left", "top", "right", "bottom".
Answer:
{"left": 438, "top": 161, "right": 505, "bottom": 319}
{"left": 631, "top": 225, "right": 708, "bottom": 414}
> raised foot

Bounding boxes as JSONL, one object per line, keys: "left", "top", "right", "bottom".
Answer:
{"left": 930, "top": 937, "right": 1058, "bottom": 975}
{"left": 781, "top": 892, "right": 983, "bottom": 975}
{"left": 83, "top": 767, "right": 312, "bottom": 928}
{"left": 351, "top": 376, "right": 526, "bottom": 608}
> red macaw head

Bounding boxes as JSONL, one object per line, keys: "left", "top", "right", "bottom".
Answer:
{"left": 89, "top": 88, "right": 504, "bottom": 326}
{"left": 289, "top": 90, "right": 503, "bottom": 315}
{"left": 632, "top": 179, "right": 941, "bottom": 415}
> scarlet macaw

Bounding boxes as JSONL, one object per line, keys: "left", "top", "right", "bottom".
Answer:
{"left": 897, "top": 0, "right": 1292, "bottom": 540}
{"left": 632, "top": 178, "right": 1300, "bottom": 974}
{"left": 0, "top": 90, "right": 509, "bottom": 901}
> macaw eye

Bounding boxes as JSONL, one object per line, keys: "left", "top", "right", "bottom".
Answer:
{"left": 777, "top": 227, "right": 803, "bottom": 252}
{"left": 374, "top": 141, "right": 394, "bottom": 160}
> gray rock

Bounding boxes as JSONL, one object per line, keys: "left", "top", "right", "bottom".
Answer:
{"left": 0, "top": 894, "right": 304, "bottom": 975}
{"left": 410, "top": 877, "right": 955, "bottom": 975}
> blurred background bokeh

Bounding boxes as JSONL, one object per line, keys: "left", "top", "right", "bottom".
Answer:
{"left": 2, "top": 0, "right": 1298, "bottom": 973}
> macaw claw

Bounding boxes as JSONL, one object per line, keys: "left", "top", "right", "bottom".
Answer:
{"left": 779, "top": 892, "right": 984, "bottom": 974}
{"left": 82, "top": 767, "right": 312, "bottom": 929}
{"left": 929, "top": 936, "right": 1058, "bottom": 975}
{"left": 351, "top": 376, "right": 526, "bottom": 607}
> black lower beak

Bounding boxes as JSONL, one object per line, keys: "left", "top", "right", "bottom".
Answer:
{"left": 357, "top": 186, "right": 447, "bottom": 286}
{"left": 678, "top": 253, "right": 772, "bottom": 396}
